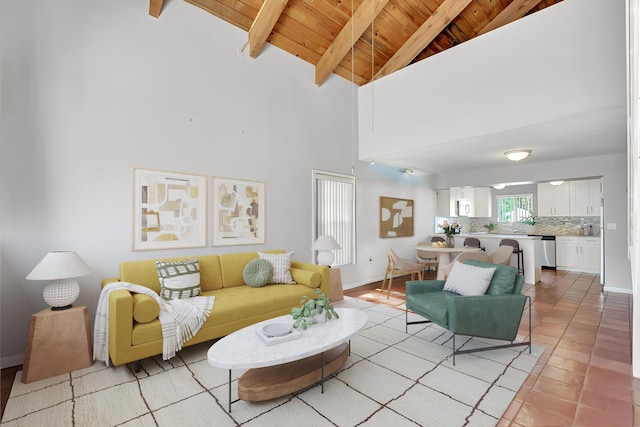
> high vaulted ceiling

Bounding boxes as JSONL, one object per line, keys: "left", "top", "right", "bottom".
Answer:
{"left": 149, "top": 0, "right": 563, "bottom": 86}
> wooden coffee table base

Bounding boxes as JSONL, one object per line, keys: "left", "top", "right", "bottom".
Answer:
{"left": 238, "top": 342, "right": 349, "bottom": 402}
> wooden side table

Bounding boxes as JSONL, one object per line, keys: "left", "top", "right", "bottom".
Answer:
{"left": 328, "top": 267, "right": 343, "bottom": 302}
{"left": 22, "top": 305, "right": 93, "bottom": 383}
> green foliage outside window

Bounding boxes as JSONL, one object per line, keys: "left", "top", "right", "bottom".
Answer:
{"left": 497, "top": 194, "right": 534, "bottom": 224}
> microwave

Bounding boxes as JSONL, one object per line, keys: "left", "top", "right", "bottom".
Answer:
{"left": 456, "top": 199, "right": 472, "bottom": 216}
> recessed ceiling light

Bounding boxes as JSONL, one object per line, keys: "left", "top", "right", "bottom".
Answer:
{"left": 404, "top": 168, "right": 415, "bottom": 175}
{"left": 549, "top": 180, "right": 565, "bottom": 186}
{"left": 504, "top": 149, "right": 532, "bottom": 161}
{"left": 493, "top": 183, "right": 507, "bottom": 189}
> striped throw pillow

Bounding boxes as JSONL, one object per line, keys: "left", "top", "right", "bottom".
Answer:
{"left": 156, "top": 258, "right": 202, "bottom": 300}
{"left": 258, "top": 251, "right": 296, "bottom": 284}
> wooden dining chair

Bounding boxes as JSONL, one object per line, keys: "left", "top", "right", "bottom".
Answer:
{"left": 415, "top": 243, "right": 439, "bottom": 277}
{"left": 489, "top": 245, "right": 515, "bottom": 266}
{"left": 439, "top": 251, "right": 489, "bottom": 278}
{"left": 382, "top": 247, "right": 425, "bottom": 299}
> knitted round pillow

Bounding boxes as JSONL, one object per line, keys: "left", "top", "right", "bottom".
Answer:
{"left": 243, "top": 258, "right": 274, "bottom": 288}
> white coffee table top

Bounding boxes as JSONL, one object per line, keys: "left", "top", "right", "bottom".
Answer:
{"left": 207, "top": 308, "right": 368, "bottom": 370}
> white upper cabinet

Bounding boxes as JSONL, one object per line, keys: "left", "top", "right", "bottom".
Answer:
{"left": 436, "top": 189, "right": 451, "bottom": 216}
{"left": 570, "top": 178, "right": 602, "bottom": 216}
{"left": 474, "top": 187, "right": 492, "bottom": 217}
{"left": 537, "top": 182, "right": 571, "bottom": 216}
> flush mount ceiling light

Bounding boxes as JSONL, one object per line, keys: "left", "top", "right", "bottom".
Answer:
{"left": 404, "top": 168, "right": 415, "bottom": 175}
{"left": 549, "top": 180, "right": 565, "bottom": 186}
{"left": 504, "top": 149, "right": 532, "bottom": 161}
{"left": 493, "top": 183, "right": 507, "bottom": 190}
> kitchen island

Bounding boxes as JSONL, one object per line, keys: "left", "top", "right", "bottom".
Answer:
{"left": 435, "top": 233, "right": 542, "bottom": 284}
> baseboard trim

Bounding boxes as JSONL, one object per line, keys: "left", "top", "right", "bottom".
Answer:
{"left": 603, "top": 286, "right": 632, "bottom": 295}
{"left": 1, "top": 353, "right": 24, "bottom": 369}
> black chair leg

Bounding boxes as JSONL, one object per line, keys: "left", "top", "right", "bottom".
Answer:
{"left": 452, "top": 334, "right": 456, "bottom": 365}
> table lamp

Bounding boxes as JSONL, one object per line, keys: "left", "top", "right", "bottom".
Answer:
{"left": 312, "top": 235, "right": 341, "bottom": 266}
{"left": 26, "top": 251, "right": 92, "bottom": 310}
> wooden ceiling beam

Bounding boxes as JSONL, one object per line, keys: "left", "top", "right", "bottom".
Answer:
{"left": 374, "top": 0, "right": 472, "bottom": 80}
{"left": 249, "top": 0, "right": 290, "bottom": 58}
{"left": 149, "top": 0, "right": 164, "bottom": 18}
{"left": 478, "top": 0, "right": 543, "bottom": 35}
{"left": 315, "top": 0, "right": 390, "bottom": 87}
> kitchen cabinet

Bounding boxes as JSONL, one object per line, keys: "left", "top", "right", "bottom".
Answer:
{"left": 556, "top": 236, "right": 601, "bottom": 273}
{"left": 537, "top": 182, "right": 570, "bottom": 216}
{"left": 474, "top": 187, "right": 492, "bottom": 217}
{"left": 570, "top": 179, "right": 602, "bottom": 216}
{"left": 436, "top": 189, "right": 451, "bottom": 216}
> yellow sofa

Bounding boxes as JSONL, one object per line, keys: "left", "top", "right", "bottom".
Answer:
{"left": 102, "top": 250, "right": 329, "bottom": 366}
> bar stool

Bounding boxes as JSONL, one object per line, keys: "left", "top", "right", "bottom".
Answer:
{"left": 463, "top": 237, "right": 485, "bottom": 251}
{"left": 499, "top": 239, "right": 524, "bottom": 275}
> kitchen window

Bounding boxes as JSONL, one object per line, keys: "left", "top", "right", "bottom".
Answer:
{"left": 497, "top": 194, "right": 534, "bottom": 223}
{"left": 312, "top": 170, "right": 356, "bottom": 266}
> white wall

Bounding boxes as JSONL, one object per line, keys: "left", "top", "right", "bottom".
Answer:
{"left": 627, "top": 0, "right": 640, "bottom": 378}
{"left": 346, "top": 163, "right": 433, "bottom": 288}
{"left": 358, "top": 0, "right": 624, "bottom": 161}
{"left": 0, "top": 0, "right": 433, "bottom": 366}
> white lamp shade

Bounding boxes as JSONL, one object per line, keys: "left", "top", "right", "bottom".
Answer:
{"left": 311, "top": 235, "right": 341, "bottom": 251}
{"left": 26, "top": 251, "right": 92, "bottom": 280}
{"left": 26, "top": 251, "right": 91, "bottom": 310}
{"left": 312, "top": 236, "right": 341, "bottom": 266}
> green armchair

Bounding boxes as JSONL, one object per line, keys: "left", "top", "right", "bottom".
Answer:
{"left": 405, "top": 260, "right": 531, "bottom": 364}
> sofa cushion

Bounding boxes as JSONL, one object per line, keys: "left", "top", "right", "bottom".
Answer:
{"left": 156, "top": 258, "right": 202, "bottom": 300}
{"left": 132, "top": 294, "right": 160, "bottom": 324}
{"left": 290, "top": 268, "right": 321, "bottom": 288}
{"left": 259, "top": 251, "right": 295, "bottom": 284}
{"left": 443, "top": 261, "right": 496, "bottom": 296}
{"left": 119, "top": 255, "right": 222, "bottom": 294}
{"left": 132, "top": 284, "right": 319, "bottom": 346}
{"left": 406, "top": 291, "right": 452, "bottom": 328}
{"left": 464, "top": 259, "right": 518, "bottom": 295}
{"left": 243, "top": 258, "right": 273, "bottom": 288}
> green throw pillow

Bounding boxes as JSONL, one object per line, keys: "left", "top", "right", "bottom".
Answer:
{"left": 243, "top": 258, "right": 274, "bottom": 288}
{"left": 464, "top": 259, "right": 518, "bottom": 295}
{"left": 156, "top": 258, "right": 201, "bottom": 300}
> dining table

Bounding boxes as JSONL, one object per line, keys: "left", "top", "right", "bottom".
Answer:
{"left": 412, "top": 245, "right": 483, "bottom": 280}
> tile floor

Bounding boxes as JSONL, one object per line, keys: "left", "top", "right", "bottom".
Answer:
{"left": 345, "top": 268, "right": 636, "bottom": 426}
{"left": 1, "top": 268, "right": 636, "bottom": 425}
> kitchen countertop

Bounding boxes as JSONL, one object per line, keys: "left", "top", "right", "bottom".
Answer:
{"left": 437, "top": 233, "right": 601, "bottom": 239}
{"left": 440, "top": 233, "right": 542, "bottom": 240}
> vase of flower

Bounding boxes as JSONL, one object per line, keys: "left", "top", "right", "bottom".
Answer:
{"left": 446, "top": 236, "right": 454, "bottom": 248}
{"left": 438, "top": 220, "right": 457, "bottom": 248}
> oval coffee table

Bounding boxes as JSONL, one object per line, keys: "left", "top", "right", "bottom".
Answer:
{"left": 207, "top": 307, "right": 367, "bottom": 412}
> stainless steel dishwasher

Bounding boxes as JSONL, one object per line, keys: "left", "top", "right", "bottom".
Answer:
{"left": 538, "top": 235, "right": 556, "bottom": 268}
{"left": 529, "top": 234, "right": 556, "bottom": 268}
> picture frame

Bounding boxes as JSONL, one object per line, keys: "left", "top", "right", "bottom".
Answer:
{"left": 380, "top": 196, "right": 414, "bottom": 238}
{"left": 212, "top": 177, "right": 266, "bottom": 246}
{"left": 132, "top": 168, "right": 207, "bottom": 250}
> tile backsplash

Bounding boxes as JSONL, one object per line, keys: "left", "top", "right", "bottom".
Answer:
{"left": 434, "top": 216, "right": 601, "bottom": 236}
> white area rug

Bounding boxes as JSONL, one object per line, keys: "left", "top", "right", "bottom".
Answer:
{"left": 1, "top": 297, "right": 543, "bottom": 427}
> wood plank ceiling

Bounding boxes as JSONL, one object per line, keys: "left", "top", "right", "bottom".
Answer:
{"left": 149, "top": 0, "right": 563, "bottom": 86}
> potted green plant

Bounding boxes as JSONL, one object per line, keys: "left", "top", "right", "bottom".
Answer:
{"left": 483, "top": 222, "right": 497, "bottom": 233}
{"left": 291, "top": 289, "right": 339, "bottom": 330}
{"left": 522, "top": 214, "right": 538, "bottom": 225}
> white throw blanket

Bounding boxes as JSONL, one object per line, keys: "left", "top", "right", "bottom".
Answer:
{"left": 93, "top": 282, "right": 214, "bottom": 366}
